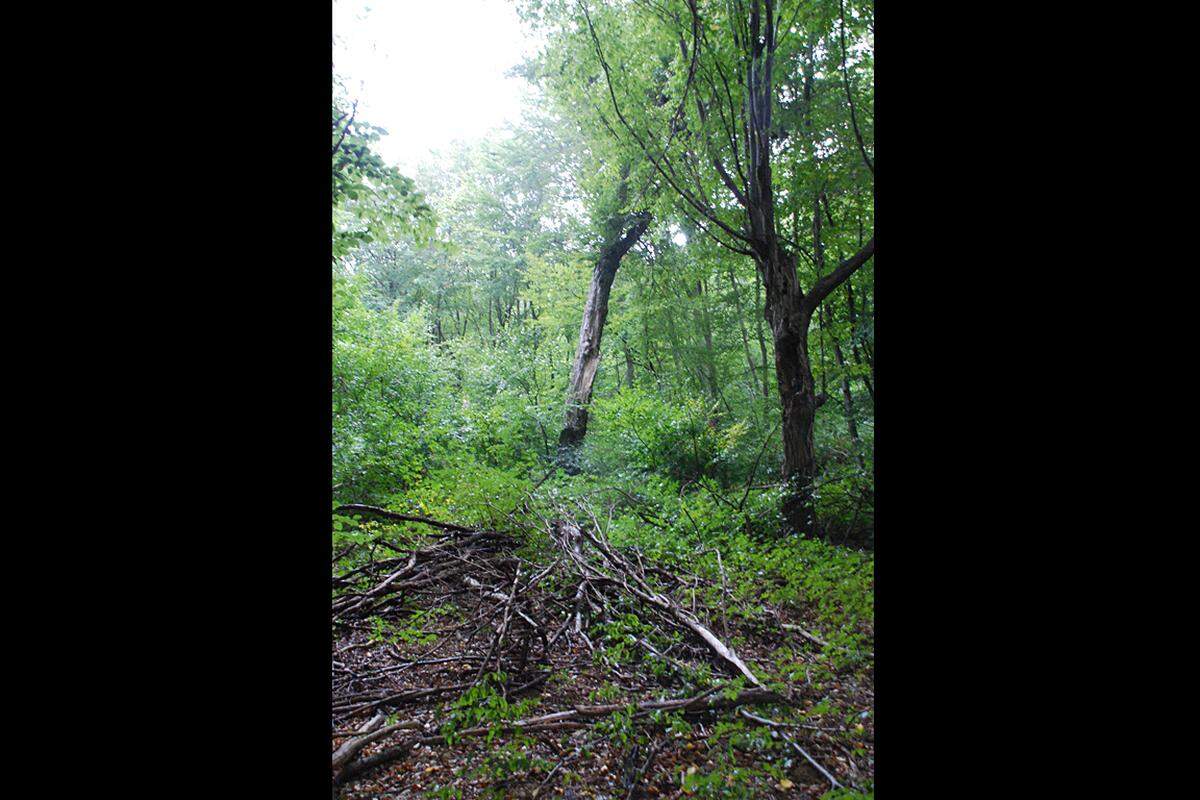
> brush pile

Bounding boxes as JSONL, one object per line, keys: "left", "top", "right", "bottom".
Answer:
{"left": 332, "top": 503, "right": 873, "bottom": 798}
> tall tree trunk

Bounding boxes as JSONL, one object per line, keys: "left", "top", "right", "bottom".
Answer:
{"left": 845, "top": 280, "right": 874, "bottom": 402}
{"left": 695, "top": 279, "right": 722, "bottom": 404}
{"left": 557, "top": 212, "right": 651, "bottom": 470}
{"left": 763, "top": 231, "right": 874, "bottom": 537}
{"left": 831, "top": 323, "right": 864, "bottom": 468}
{"left": 742, "top": 20, "right": 822, "bottom": 536}
{"left": 623, "top": 336, "right": 635, "bottom": 388}
{"left": 728, "top": 263, "right": 763, "bottom": 399}
{"left": 756, "top": 243, "right": 822, "bottom": 537}
{"left": 663, "top": 307, "right": 687, "bottom": 384}
{"left": 754, "top": 268, "right": 770, "bottom": 402}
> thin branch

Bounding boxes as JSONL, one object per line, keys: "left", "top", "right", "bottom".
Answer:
{"left": 838, "top": 0, "right": 874, "bottom": 175}
{"left": 577, "top": 0, "right": 753, "bottom": 246}
{"left": 801, "top": 235, "right": 874, "bottom": 314}
{"left": 332, "top": 100, "right": 358, "bottom": 156}
{"left": 738, "top": 708, "right": 843, "bottom": 790}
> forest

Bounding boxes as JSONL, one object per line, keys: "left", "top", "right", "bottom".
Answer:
{"left": 332, "top": 1, "right": 874, "bottom": 797}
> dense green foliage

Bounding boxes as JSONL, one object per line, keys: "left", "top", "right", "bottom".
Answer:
{"left": 333, "top": 0, "right": 874, "bottom": 543}
{"left": 333, "top": 81, "right": 435, "bottom": 260}
{"left": 332, "top": 3, "right": 873, "bottom": 791}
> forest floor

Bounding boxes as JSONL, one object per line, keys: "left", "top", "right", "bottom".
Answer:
{"left": 332, "top": 505, "right": 874, "bottom": 800}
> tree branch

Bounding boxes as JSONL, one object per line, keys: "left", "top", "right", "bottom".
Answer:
{"left": 332, "top": 101, "right": 358, "bottom": 156}
{"left": 578, "top": 0, "right": 753, "bottom": 246}
{"left": 838, "top": 0, "right": 874, "bottom": 175}
{"left": 802, "top": 236, "right": 874, "bottom": 314}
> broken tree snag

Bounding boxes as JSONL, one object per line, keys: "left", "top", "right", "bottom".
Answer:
{"left": 557, "top": 208, "right": 652, "bottom": 472}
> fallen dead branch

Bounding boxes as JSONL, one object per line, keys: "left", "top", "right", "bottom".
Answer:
{"left": 738, "top": 708, "right": 843, "bottom": 790}
{"left": 781, "top": 622, "right": 830, "bottom": 648}
{"left": 622, "top": 739, "right": 661, "bottom": 800}
{"left": 335, "top": 504, "right": 484, "bottom": 535}
{"left": 332, "top": 715, "right": 420, "bottom": 770}
{"left": 551, "top": 516, "right": 769, "bottom": 690}
{"left": 334, "top": 687, "right": 784, "bottom": 783}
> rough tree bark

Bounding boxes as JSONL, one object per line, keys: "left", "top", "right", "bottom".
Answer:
{"left": 760, "top": 237, "right": 874, "bottom": 536}
{"left": 557, "top": 211, "right": 651, "bottom": 471}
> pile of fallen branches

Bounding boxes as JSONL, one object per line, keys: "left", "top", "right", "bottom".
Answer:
{"left": 331, "top": 503, "right": 859, "bottom": 795}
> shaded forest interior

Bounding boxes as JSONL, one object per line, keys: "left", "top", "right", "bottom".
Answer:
{"left": 333, "top": 0, "right": 873, "bottom": 796}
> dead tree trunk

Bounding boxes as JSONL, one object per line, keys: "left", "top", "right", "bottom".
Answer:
{"left": 557, "top": 212, "right": 651, "bottom": 471}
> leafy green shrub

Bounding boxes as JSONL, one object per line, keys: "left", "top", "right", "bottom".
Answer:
{"left": 585, "top": 388, "right": 763, "bottom": 485}
{"left": 333, "top": 275, "right": 444, "bottom": 500}
{"left": 584, "top": 389, "right": 713, "bottom": 481}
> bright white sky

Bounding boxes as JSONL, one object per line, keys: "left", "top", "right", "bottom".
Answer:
{"left": 333, "top": 0, "right": 542, "bottom": 174}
